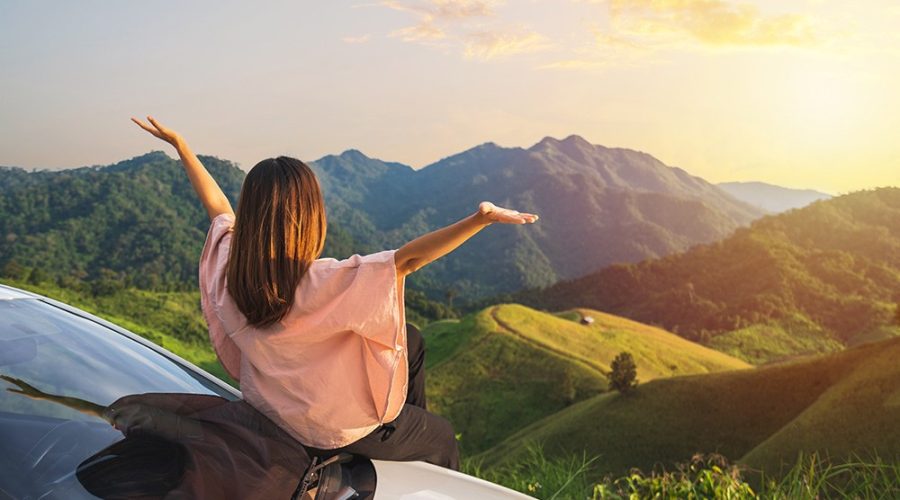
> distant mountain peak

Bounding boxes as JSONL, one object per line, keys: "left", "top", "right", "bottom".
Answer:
{"left": 561, "top": 134, "right": 593, "bottom": 146}
{"left": 338, "top": 148, "right": 371, "bottom": 161}
{"left": 718, "top": 181, "right": 832, "bottom": 213}
{"left": 130, "top": 150, "right": 170, "bottom": 163}
{"left": 468, "top": 141, "right": 501, "bottom": 152}
{"left": 530, "top": 134, "right": 594, "bottom": 151}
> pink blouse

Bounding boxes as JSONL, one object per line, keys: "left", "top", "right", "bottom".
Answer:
{"left": 198, "top": 213, "right": 408, "bottom": 449}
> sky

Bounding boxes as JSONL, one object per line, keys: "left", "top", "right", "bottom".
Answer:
{"left": 1, "top": 0, "right": 898, "bottom": 193}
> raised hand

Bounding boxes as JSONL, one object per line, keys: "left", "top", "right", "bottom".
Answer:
{"left": 478, "top": 201, "right": 539, "bottom": 224}
{"left": 131, "top": 115, "right": 183, "bottom": 148}
{"left": 129, "top": 115, "right": 234, "bottom": 220}
{"left": 1, "top": 374, "right": 51, "bottom": 401}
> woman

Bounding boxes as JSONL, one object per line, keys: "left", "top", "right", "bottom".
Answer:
{"left": 132, "top": 116, "right": 539, "bottom": 470}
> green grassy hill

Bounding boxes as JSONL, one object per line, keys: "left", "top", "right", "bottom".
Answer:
{"left": 740, "top": 335, "right": 900, "bottom": 474}
{"left": 423, "top": 304, "right": 750, "bottom": 455}
{"left": 705, "top": 314, "right": 846, "bottom": 365}
{"left": 477, "top": 336, "right": 900, "bottom": 479}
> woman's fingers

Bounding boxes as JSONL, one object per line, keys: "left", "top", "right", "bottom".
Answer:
{"left": 147, "top": 116, "right": 167, "bottom": 133}
{"left": 132, "top": 116, "right": 182, "bottom": 146}
{"left": 130, "top": 117, "right": 148, "bottom": 130}
{"left": 131, "top": 117, "right": 164, "bottom": 139}
{"left": 1, "top": 375, "right": 34, "bottom": 391}
{"left": 494, "top": 208, "right": 538, "bottom": 224}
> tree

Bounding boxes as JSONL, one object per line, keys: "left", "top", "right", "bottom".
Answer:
{"left": 445, "top": 286, "right": 458, "bottom": 310}
{"left": 1, "top": 260, "right": 27, "bottom": 281}
{"left": 607, "top": 351, "right": 638, "bottom": 394}
{"left": 27, "top": 267, "right": 49, "bottom": 285}
{"left": 90, "top": 268, "right": 125, "bottom": 296}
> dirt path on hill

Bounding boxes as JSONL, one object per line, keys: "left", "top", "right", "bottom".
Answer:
{"left": 489, "top": 306, "right": 608, "bottom": 375}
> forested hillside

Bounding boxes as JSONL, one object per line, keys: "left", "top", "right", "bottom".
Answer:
{"left": 1, "top": 152, "right": 281, "bottom": 290}
{"left": 518, "top": 188, "right": 900, "bottom": 362}
{"left": 0, "top": 151, "right": 364, "bottom": 291}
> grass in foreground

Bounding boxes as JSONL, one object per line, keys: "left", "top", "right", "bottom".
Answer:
{"left": 466, "top": 444, "right": 900, "bottom": 499}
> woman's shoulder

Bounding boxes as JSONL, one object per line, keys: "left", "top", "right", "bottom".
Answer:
{"left": 296, "top": 250, "right": 399, "bottom": 310}
{"left": 309, "top": 249, "right": 396, "bottom": 271}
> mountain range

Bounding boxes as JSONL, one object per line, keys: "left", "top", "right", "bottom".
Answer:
{"left": 311, "top": 135, "right": 764, "bottom": 299}
{"left": 1, "top": 136, "right": 765, "bottom": 302}
{"left": 718, "top": 181, "right": 832, "bottom": 213}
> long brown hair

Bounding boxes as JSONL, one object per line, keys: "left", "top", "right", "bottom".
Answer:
{"left": 226, "top": 156, "right": 326, "bottom": 328}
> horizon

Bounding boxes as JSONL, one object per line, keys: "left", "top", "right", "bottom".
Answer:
{"left": 2, "top": 1, "right": 899, "bottom": 193}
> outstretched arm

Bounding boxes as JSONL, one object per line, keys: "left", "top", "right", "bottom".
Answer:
{"left": 2, "top": 374, "right": 106, "bottom": 420}
{"left": 394, "top": 201, "right": 538, "bottom": 277}
{"left": 131, "top": 116, "right": 234, "bottom": 221}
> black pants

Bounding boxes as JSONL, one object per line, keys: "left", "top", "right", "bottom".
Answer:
{"left": 304, "top": 324, "right": 460, "bottom": 470}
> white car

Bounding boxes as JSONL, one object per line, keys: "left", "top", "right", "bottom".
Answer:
{"left": 0, "top": 283, "right": 531, "bottom": 500}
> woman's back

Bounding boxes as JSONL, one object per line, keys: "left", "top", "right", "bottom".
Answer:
{"left": 199, "top": 212, "right": 410, "bottom": 449}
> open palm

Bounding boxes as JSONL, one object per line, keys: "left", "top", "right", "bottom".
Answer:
{"left": 478, "top": 201, "right": 539, "bottom": 224}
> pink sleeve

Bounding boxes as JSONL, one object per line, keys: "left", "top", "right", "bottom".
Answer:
{"left": 198, "top": 213, "right": 242, "bottom": 380}
{"left": 332, "top": 249, "right": 407, "bottom": 349}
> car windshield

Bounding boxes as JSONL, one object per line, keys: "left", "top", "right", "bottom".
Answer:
{"left": 0, "top": 298, "right": 311, "bottom": 499}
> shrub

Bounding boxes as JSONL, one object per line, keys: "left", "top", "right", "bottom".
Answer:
{"left": 592, "top": 454, "right": 755, "bottom": 499}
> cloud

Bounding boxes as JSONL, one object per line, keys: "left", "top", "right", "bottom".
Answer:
{"left": 390, "top": 21, "right": 446, "bottom": 41}
{"left": 381, "top": 0, "right": 497, "bottom": 20}
{"left": 381, "top": 0, "right": 497, "bottom": 34}
{"left": 379, "top": 0, "right": 549, "bottom": 60}
{"left": 536, "top": 0, "right": 826, "bottom": 71}
{"left": 535, "top": 59, "right": 611, "bottom": 70}
{"left": 607, "top": 0, "right": 819, "bottom": 47}
{"left": 342, "top": 34, "right": 372, "bottom": 44}
{"left": 464, "top": 29, "right": 551, "bottom": 60}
